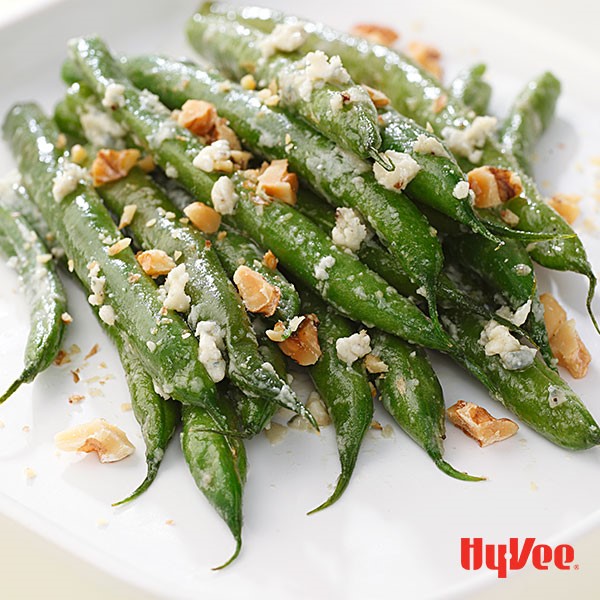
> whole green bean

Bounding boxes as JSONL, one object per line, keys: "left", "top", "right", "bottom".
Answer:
{"left": 441, "top": 307, "right": 600, "bottom": 450}
{"left": 214, "top": 3, "right": 598, "bottom": 331}
{"left": 300, "top": 290, "right": 373, "bottom": 513}
{"left": 449, "top": 64, "right": 492, "bottom": 116}
{"left": 97, "top": 167, "right": 311, "bottom": 431}
{"left": 122, "top": 54, "right": 445, "bottom": 328}
{"left": 181, "top": 394, "right": 247, "bottom": 569}
{"left": 0, "top": 200, "right": 67, "bottom": 403}
{"left": 2, "top": 103, "right": 223, "bottom": 421}
{"left": 186, "top": 12, "right": 384, "bottom": 162}
{"left": 70, "top": 37, "right": 452, "bottom": 353}
{"left": 500, "top": 72, "right": 561, "bottom": 175}
{"left": 371, "top": 330, "right": 482, "bottom": 481}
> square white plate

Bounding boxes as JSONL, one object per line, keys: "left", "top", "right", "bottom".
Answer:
{"left": 1, "top": 1, "right": 600, "bottom": 598}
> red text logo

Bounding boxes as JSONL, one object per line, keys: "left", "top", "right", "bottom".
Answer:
{"left": 461, "top": 537, "right": 575, "bottom": 578}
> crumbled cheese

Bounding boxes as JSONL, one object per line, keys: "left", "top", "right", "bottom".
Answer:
{"left": 441, "top": 116, "right": 497, "bottom": 163}
{"left": 548, "top": 385, "right": 568, "bottom": 409}
{"left": 336, "top": 330, "right": 372, "bottom": 366}
{"left": 496, "top": 300, "right": 532, "bottom": 327}
{"left": 139, "top": 89, "right": 170, "bottom": 116}
{"left": 373, "top": 150, "right": 421, "bottom": 191}
{"left": 412, "top": 133, "right": 449, "bottom": 158}
{"left": 210, "top": 176, "right": 238, "bottom": 215}
{"left": 80, "top": 104, "right": 126, "bottom": 148}
{"left": 102, "top": 82, "right": 125, "bottom": 109}
{"left": 331, "top": 207, "right": 367, "bottom": 252}
{"left": 36, "top": 254, "right": 53, "bottom": 264}
{"left": 87, "top": 261, "right": 106, "bottom": 306}
{"left": 259, "top": 22, "right": 308, "bottom": 57}
{"left": 52, "top": 162, "right": 88, "bottom": 202}
{"left": 479, "top": 319, "right": 536, "bottom": 370}
{"left": 162, "top": 264, "right": 190, "bottom": 313}
{"left": 453, "top": 181, "right": 470, "bottom": 200}
{"left": 279, "top": 50, "right": 351, "bottom": 102}
{"left": 165, "top": 164, "right": 178, "bottom": 178}
{"left": 146, "top": 340, "right": 157, "bottom": 352}
{"left": 147, "top": 119, "right": 178, "bottom": 150}
{"left": 330, "top": 93, "right": 344, "bottom": 112}
{"left": 306, "top": 392, "right": 332, "bottom": 427}
{"left": 514, "top": 263, "right": 532, "bottom": 276}
{"left": 195, "top": 321, "right": 226, "bottom": 383}
{"left": 98, "top": 305, "right": 116, "bottom": 326}
{"left": 314, "top": 255, "right": 335, "bottom": 280}
{"left": 193, "top": 139, "right": 232, "bottom": 173}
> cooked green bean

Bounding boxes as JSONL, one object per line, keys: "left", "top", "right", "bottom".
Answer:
{"left": 186, "top": 12, "right": 384, "bottom": 162}
{"left": 181, "top": 393, "right": 247, "bottom": 569}
{"left": 371, "top": 329, "right": 482, "bottom": 481}
{"left": 449, "top": 64, "right": 492, "bottom": 116}
{"left": 2, "top": 103, "right": 224, "bottom": 421}
{"left": 0, "top": 198, "right": 67, "bottom": 403}
{"left": 500, "top": 72, "right": 561, "bottom": 175}
{"left": 300, "top": 290, "right": 373, "bottom": 513}
{"left": 122, "top": 53, "right": 445, "bottom": 328}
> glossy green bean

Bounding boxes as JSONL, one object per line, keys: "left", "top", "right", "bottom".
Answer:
{"left": 449, "top": 64, "right": 492, "bottom": 116}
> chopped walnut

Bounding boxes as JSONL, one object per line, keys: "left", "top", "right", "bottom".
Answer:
{"left": 91, "top": 148, "right": 141, "bottom": 186}
{"left": 184, "top": 201, "right": 222, "bottom": 234}
{"left": 257, "top": 159, "right": 299, "bottom": 205}
{"left": 137, "top": 154, "right": 156, "bottom": 173}
{"left": 54, "top": 418, "right": 134, "bottom": 463}
{"left": 432, "top": 93, "right": 447, "bottom": 114}
{"left": 447, "top": 400, "right": 519, "bottom": 447}
{"left": 54, "top": 350, "right": 71, "bottom": 366}
{"left": 468, "top": 166, "right": 523, "bottom": 208}
{"left": 540, "top": 292, "right": 590, "bottom": 378}
{"left": 364, "top": 353, "right": 389, "bottom": 374}
{"left": 500, "top": 208, "right": 520, "bottom": 227}
{"left": 548, "top": 193, "right": 581, "bottom": 224}
{"left": 233, "top": 265, "right": 281, "bottom": 316}
{"left": 262, "top": 250, "right": 278, "bottom": 270}
{"left": 306, "top": 392, "right": 331, "bottom": 427}
{"left": 278, "top": 313, "right": 322, "bottom": 366}
{"left": 177, "top": 99, "right": 217, "bottom": 137}
{"left": 70, "top": 144, "right": 88, "bottom": 165}
{"left": 107, "top": 237, "right": 131, "bottom": 256}
{"left": 210, "top": 118, "right": 243, "bottom": 151}
{"left": 118, "top": 204, "right": 137, "bottom": 229}
{"left": 136, "top": 249, "right": 176, "bottom": 277}
{"left": 362, "top": 85, "right": 391, "bottom": 107}
{"left": 407, "top": 41, "right": 443, "bottom": 80}
{"left": 351, "top": 23, "right": 399, "bottom": 46}
{"left": 240, "top": 74, "right": 257, "bottom": 90}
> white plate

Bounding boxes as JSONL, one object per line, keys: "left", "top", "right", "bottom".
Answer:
{"left": 1, "top": 1, "right": 600, "bottom": 598}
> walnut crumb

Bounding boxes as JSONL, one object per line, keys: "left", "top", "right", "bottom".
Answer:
{"left": 262, "top": 250, "right": 278, "bottom": 270}
{"left": 84, "top": 344, "right": 100, "bottom": 360}
{"left": 257, "top": 159, "right": 298, "bottom": 205}
{"left": 118, "top": 204, "right": 137, "bottom": 229}
{"left": 107, "top": 237, "right": 131, "bottom": 256}
{"left": 468, "top": 166, "right": 523, "bottom": 208}
{"left": 351, "top": 23, "right": 399, "bottom": 46}
{"left": 276, "top": 314, "right": 322, "bottom": 366}
{"left": 136, "top": 249, "right": 176, "bottom": 277}
{"left": 91, "top": 148, "right": 140, "bottom": 186}
{"left": 184, "top": 201, "right": 222, "bottom": 234}
{"left": 68, "top": 394, "right": 85, "bottom": 404}
{"left": 407, "top": 41, "right": 443, "bottom": 80}
{"left": 547, "top": 193, "right": 581, "bottom": 224}
{"left": 233, "top": 265, "right": 281, "bottom": 317}
{"left": 61, "top": 312, "right": 73, "bottom": 324}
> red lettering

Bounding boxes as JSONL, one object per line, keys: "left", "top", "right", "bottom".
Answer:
{"left": 532, "top": 544, "right": 552, "bottom": 570}
{"left": 485, "top": 543, "right": 508, "bottom": 578}
{"left": 461, "top": 538, "right": 483, "bottom": 570}
{"left": 554, "top": 544, "right": 575, "bottom": 570}
{"left": 509, "top": 537, "right": 535, "bottom": 570}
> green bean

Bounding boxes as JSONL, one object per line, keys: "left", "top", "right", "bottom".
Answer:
{"left": 300, "top": 290, "right": 373, "bottom": 513}
{"left": 500, "top": 72, "right": 561, "bottom": 175}
{"left": 441, "top": 307, "right": 600, "bottom": 450}
{"left": 2, "top": 103, "right": 223, "bottom": 421}
{"left": 181, "top": 393, "right": 247, "bottom": 569}
{"left": 0, "top": 198, "right": 67, "bottom": 403}
{"left": 445, "top": 233, "right": 553, "bottom": 365}
{"left": 97, "top": 167, "right": 309, "bottom": 432}
{"left": 70, "top": 37, "right": 452, "bottom": 353}
{"left": 122, "top": 54, "right": 445, "bottom": 328}
{"left": 214, "top": 4, "right": 598, "bottom": 331}
{"left": 449, "top": 64, "right": 492, "bottom": 116}
{"left": 371, "top": 330, "right": 482, "bottom": 481}
{"left": 186, "top": 12, "right": 384, "bottom": 163}
{"left": 155, "top": 174, "right": 300, "bottom": 322}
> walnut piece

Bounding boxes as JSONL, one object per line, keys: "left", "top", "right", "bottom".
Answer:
{"left": 177, "top": 99, "right": 218, "bottom": 137}
{"left": 468, "top": 166, "right": 523, "bottom": 208}
{"left": 107, "top": 237, "right": 131, "bottom": 256}
{"left": 118, "top": 204, "right": 137, "bottom": 229}
{"left": 136, "top": 248, "right": 176, "bottom": 277}
{"left": 351, "top": 23, "right": 399, "bottom": 46}
{"left": 548, "top": 193, "right": 581, "bottom": 224}
{"left": 233, "top": 265, "right": 281, "bottom": 316}
{"left": 184, "top": 201, "right": 222, "bottom": 234}
{"left": 362, "top": 85, "right": 391, "bottom": 107}
{"left": 54, "top": 418, "right": 134, "bottom": 463}
{"left": 540, "top": 292, "right": 590, "bottom": 378}
{"left": 257, "top": 159, "right": 299, "bottom": 205}
{"left": 447, "top": 400, "right": 518, "bottom": 447}
{"left": 407, "top": 41, "right": 443, "bottom": 80}
{"left": 91, "top": 149, "right": 140, "bottom": 186}
{"left": 262, "top": 250, "right": 279, "bottom": 270}
{"left": 364, "top": 353, "right": 389, "bottom": 374}
{"left": 277, "top": 313, "right": 322, "bottom": 366}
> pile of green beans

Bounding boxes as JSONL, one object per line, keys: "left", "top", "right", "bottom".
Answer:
{"left": 1, "top": 6, "right": 598, "bottom": 569}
